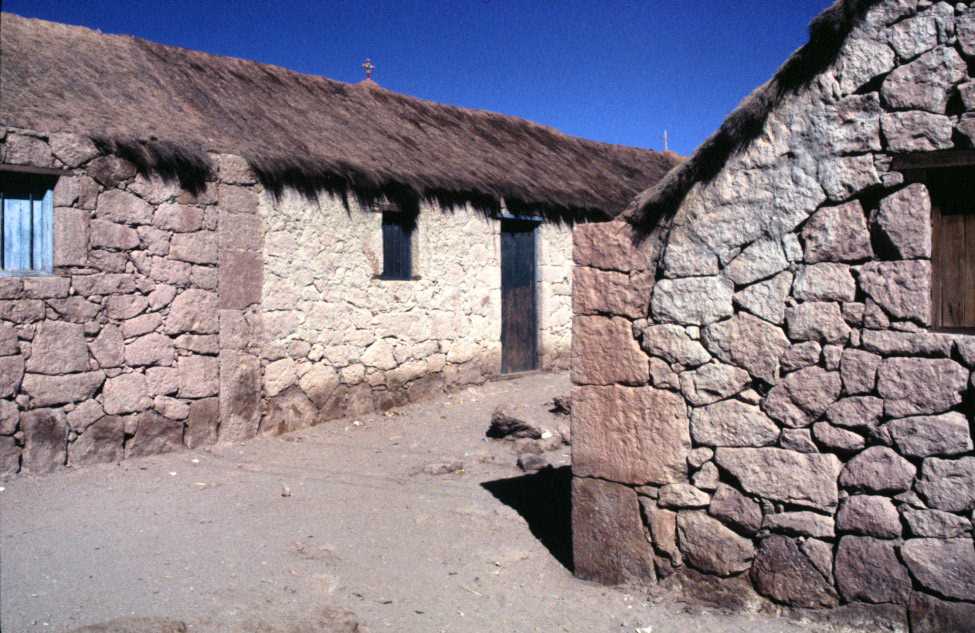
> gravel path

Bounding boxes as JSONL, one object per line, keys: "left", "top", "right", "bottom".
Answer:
{"left": 1, "top": 373, "right": 892, "bottom": 632}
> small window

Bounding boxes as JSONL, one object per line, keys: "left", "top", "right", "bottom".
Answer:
{"left": 380, "top": 210, "right": 416, "bottom": 280}
{"left": 0, "top": 173, "right": 54, "bottom": 275}
{"left": 929, "top": 167, "right": 975, "bottom": 329}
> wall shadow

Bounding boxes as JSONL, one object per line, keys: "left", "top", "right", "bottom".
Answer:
{"left": 481, "top": 465, "right": 573, "bottom": 572}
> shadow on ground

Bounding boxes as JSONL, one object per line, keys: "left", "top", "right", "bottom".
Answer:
{"left": 481, "top": 465, "right": 573, "bottom": 572}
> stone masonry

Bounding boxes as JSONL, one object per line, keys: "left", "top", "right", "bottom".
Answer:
{"left": 571, "top": 2, "right": 975, "bottom": 630}
{"left": 0, "top": 128, "right": 572, "bottom": 476}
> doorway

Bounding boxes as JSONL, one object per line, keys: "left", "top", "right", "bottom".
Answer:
{"left": 500, "top": 219, "right": 539, "bottom": 373}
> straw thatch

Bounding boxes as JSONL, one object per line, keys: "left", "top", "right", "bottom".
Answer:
{"left": 0, "top": 13, "right": 678, "bottom": 220}
{"left": 625, "top": 0, "right": 882, "bottom": 227}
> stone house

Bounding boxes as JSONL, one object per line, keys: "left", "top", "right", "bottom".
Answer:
{"left": 0, "top": 13, "right": 676, "bottom": 475}
{"left": 571, "top": 0, "right": 975, "bottom": 631}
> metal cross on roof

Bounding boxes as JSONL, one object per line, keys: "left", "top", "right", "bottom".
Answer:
{"left": 362, "top": 58, "right": 375, "bottom": 81}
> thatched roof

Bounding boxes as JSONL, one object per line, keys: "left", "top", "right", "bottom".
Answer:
{"left": 625, "top": 0, "right": 882, "bottom": 227}
{"left": 0, "top": 13, "right": 678, "bottom": 219}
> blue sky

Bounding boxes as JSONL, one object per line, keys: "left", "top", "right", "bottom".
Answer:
{"left": 5, "top": 1, "right": 830, "bottom": 156}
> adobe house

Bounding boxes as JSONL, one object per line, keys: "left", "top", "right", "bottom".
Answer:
{"left": 0, "top": 13, "right": 677, "bottom": 476}
{"left": 571, "top": 0, "right": 975, "bottom": 630}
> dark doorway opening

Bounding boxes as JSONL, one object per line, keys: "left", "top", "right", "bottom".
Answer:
{"left": 481, "top": 466, "right": 573, "bottom": 572}
{"left": 500, "top": 219, "right": 539, "bottom": 373}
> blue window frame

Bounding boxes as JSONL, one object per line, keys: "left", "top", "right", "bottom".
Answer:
{"left": 0, "top": 173, "right": 54, "bottom": 275}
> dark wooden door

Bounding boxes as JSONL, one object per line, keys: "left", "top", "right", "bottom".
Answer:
{"left": 501, "top": 220, "right": 538, "bottom": 373}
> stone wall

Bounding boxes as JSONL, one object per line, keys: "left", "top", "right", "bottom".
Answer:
{"left": 571, "top": 2, "right": 975, "bottom": 630}
{"left": 0, "top": 127, "right": 265, "bottom": 476}
{"left": 0, "top": 126, "right": 573, "bottom": 476}
{"left": 259, "top": 189, "right": 572, "bottom": 432}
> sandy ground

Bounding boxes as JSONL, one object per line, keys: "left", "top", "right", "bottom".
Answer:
{"left": 1, "top": 373, "right": 897, "bottom": 633}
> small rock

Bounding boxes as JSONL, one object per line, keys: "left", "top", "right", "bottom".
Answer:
{"left": 517, "top": 454, "right": 549, "bottom": 473}
{"left": 422, "top": 460, "right": 465, "bottom": 475}
{"left": 658, "top": 483, "right": 710, "bottom": 509}
{"left": 487, "top": 408, "right": 542, "bottom": 440}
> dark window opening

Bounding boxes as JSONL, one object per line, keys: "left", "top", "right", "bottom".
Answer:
{"left": 0, "top": 172, "right": 56, "bottom": 275}
{"left": 380, "top": 210, "right": 416, "bottom": 280}
{"left": 928, "top": 166, "right": 975, "bottom": 329}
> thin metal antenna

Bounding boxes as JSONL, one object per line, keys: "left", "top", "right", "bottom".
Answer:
{"left": 663, "top": 129, "right": 669, "bottom": 152}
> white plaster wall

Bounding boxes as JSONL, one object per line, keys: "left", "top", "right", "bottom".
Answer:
{"left": 260, "top": 190, "right": 572, "bottom": 420}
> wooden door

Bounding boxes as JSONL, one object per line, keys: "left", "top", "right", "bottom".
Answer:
{"left": 501, "top": 220, "right": 538, "bottom": 373}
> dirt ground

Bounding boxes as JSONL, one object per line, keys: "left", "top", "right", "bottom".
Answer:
{"left": 2, "top": 373, "right": 899, "bottom": 633}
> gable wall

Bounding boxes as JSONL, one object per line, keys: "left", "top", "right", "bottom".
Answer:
{"left": 570, "top": 1, "right": 975, "bottom": 628}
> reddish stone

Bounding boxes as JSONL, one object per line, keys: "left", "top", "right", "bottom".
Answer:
{"left": 751, "top": 535, "right": 839, "bottom": 608}
{"left": 21, "top": 408, "right": 67, "bottom": 474}
{"left": 572, "top": 267, "right": 652, "bottom": 319}
{"left": 570, "top": 316, "right": 648, "bottom": 386}
{"left": 70, "top": 416, "right": 124, "bottom": 467}
{"left": 219, "top": 250, "right": 262, "bottom": 309}
{"left": 835, "top": 536, "right": 912, "bottom": 604}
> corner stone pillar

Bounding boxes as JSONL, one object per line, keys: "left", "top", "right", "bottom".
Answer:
{"left": 571, "top": 220, "right": 681, "bottom": 584}
{"left": 215, "top": 161, "right": 265, "bottom": 441}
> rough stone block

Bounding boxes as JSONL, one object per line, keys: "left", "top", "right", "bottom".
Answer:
{"left": 793, "top": 263, "right": 856, "bottom": 302}
{"left": 573, "top": 221, "right": 656, "bottom": 272}
{"left": 154, "top": 203, "right": 203, "bottom": 232}
{"left": 21, "top": 371, "right": 104, "bottom": 406}
{"left": 26, "top": 320, "right": 89, "bottom": 374}
{"left": 572, "top": 385, "right": 689, "bottom": 485}
{"left": 909, "top": 592, "right": 975, "bottom": 633}
{"left": 701, "top": 312, "right": 789, "bottom": 383}
{"left": 887, "top": 412, "right": 973, "bottom": 458}
{"left": 219, "top": 250, "right": 262, "bottom": 309}
{"left": 217, "top": 184, "right": 259, "bottom": 215}
{"left": 916, "top": 456, "right": 975, "bottom": 512}
{"left": 877, "top": 357, "right": 967, "bottom": 417}
{"left": 651, "top": 276, "right": 734, "bottom": 326}
{"left": 785, "top": 302, "right": 851, "bottom": 344}
{"left": 263, "top": 385, "right": 318, "bottom": 435}
{"left": 572, "top": 476, "right": 655, "bottom": 585}
{"left": 677, "top": 511, "right": 755, "bottom": 577}
{"left": 53, "top": 207, "right": 89, "bottom": 266}
{"left": 0, "top": 435, "right": 20, "bottom": 476}
{"left": 818, "top": 154, "right": 880, "bottom": 202}
{"left": 708, "top": 483, "right": 762, "bottom": 535}
{"left": 751, "top": 535, "right": 839, "bottom": 608}
{"left": 21, "top": 408, "right": 66, "bottom": 474}
{"left": 872, "top": 184, "right": 932, "bottom": 259}
{"left": 839, "top": 446, "right": 916, "bottom": 494}
{"left": 762, "top": 511, "right": 835, "bottom": 538}
{"left": 902, "top": 506, "right": 972, "bottom": 538}
{"left": 835, "top": 536, "right": 912, "bottom": 604}
{"left": 164, "top": 289, "right": 219, "bottom": 335}
{"left": 901, "top": 538, "right": 975, "bottom": 601}
{"left": 679, "top": 362, "right": 750, "bottom": 406}
{"left": 89, "top": 325, "right": 125, "bottom": 369}
{"left": 858, "top": 260, "right": 931, "bottom": 325}
{"left": 733, "top": 271, "right": 792, "bottom": 324}
{"left": 218, "top": 210, "right": 262, "bottom": 250}
{"left": 170, "top": 231, "right": 218, "bottom": 264}
{"left": 572, "top": 267, "right": 651, "bottom": 319}
{"left": 96, "top": 189, "right": 153, "bottom": 224}
{"left": 185, "top": 397, "right": 219, "bottom": 449}
{"left": 763, "top": 366, "right": 842, "bottom": 428}
{"left": 882, "top": 47, "right": 967, "bottom": 114}
{"left": 714, "top": 447, "right": 842, "bottom": 511}
{"left": 881, "top": 111, "right": 953, "bottom": 152}
{"left": 178, "top": 355, "right": 219, "bottom": 398}
{"left": 570, "top": 316, "right": 648, "bottom": 386}
{"left": 840, "top": 349, "right": 881, "bottom": 395}
{"left": 69, "top": 415, "right": 124, "bottom": 467}
{"left": 836, "top": 495, "right": 901, "bottom": 538}
{"left": 125, "top": 411, "right": 184, "bottom": 459}
{"left": 218, "top": 351, "right": 261, "bottom": 442}
{"left": 690, "top": 399, "right": 779, "bottom": 448}
{"left": 90, "top": 219, "right": 139, "bottom": 250}
{"left": 802, "top": 200, "right": 872, "bottom": 264}
{"left": 636, "top": 323, "right": 710, "bottom": 367}
{"left": 103, "top": 372, "right": 151, "bottom": 415}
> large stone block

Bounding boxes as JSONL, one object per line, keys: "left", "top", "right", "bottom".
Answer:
{"left": 571, "top": 316, "right": 648, "bottom": 386}
{"left": 916, "top": 456, "right": 975, "bottom": 512}
{"left": 881, "top": 111, "right": 954, "bottom": 152}
{"left": 793, "top": 263, "right": 856, "bottom": 303}
{"left": 69, "top": 415, "right": 124, "bottom": 467}
{"left": 835, "top": 536, "right": 912, "bottom": 604}
{"left": 21, "top": 408, "right": 66, "bottom": 474}
{"left": 751, "top": 535, "right": 839, "bottom": 608}
{"left": 910, "top": 592, "right": 975, "bottom": 633}
{"left": 882, "top": 47, "right": 967, "bottom": 114}
{"left": 636, "top": 323, "right": 710, "bottom": 367}
{"left": 734, "top": 271, "right": 792, "bottom": 325}
{"left": 679, "top": 362, "right": 750, "bottom": 406}
{"left": 0, "top": 435, "right": 20, "bottom": 476}
{"left": 836, "top": 495, "right": 901, "bottom": 538}
{"left": 887, "top": 412, "right": 973, "bottom": 458}
{"left": 858, "top": 260, "right": 931, "bottom": 325}
{"left": 71, "top": 273, "right": 137, "bottom": 296}
{"left": 839, "top": 446, "right": 916, "bottom": 494}
{"left": 651, "top": 276, "right": 733, "bottom": 326}
{"left": 90, "top": 219, "right": 139, "bottom": 250}
{"left": 572, "top": 267, "right": 652, "bottom": 319}
{"left": 573, "top": 221, "right": 656, "bottom": 272}
{"left": 877, "top": 357, "right": 967, "bottom": 417}
{"left": 901, "top": 538, "right": 975, "bottom": 601}
{"left": 263, "top": 385, "right": 318, "bottom": 435}
{"left": 219, "top": 250, "right": 262, "bottom": 309}
{"left": 218, "top": 184, "right": 259, "bottom": 215}
{"left": 26, "top": 321, "right": 89, "bottom": 374}
{"left": 21, "top": 371, "right": 104, "bottom": 407}
{"left": 89, "top": 324, "right": 124, "bottom": 369}
{"left": 818, "top": 154, "right": 880, "bottom": 202}
{"left": 154, "top": 203, "right": 203, "bottom": 233}
{"left": 185, "top": 397, "right": 219, "bottom": 449}
{"left": 835, "top": 36, "right": 896, "bottom": 95}
{"left": 124, "top": 333, "right": 176, "bottom": 367}
{"left": 572, "top": 476, "right": 655, "bottom": 585}
{"left": 763, "top": 366, "right": 842, "bottom": 428}
{"left": 103, "top": 373, "right": 151, "bottom": 415}
{"left": 826, "top": 396, "right": 883, "bottom": 430}
{"left": 872, "top": 184, "right": 932, "bottom": 259}
{"left": 178, "top": 355, "right": 219, "bottom": 398}
{"left": 164, "top": 289, "right": 219, "bottom": 335}
{"left": 785, "top": 302, "right": 851, "bottom": 344}
{"left": 53, "top": 207, "right": 89, "bottom": 266}
{"left": 96, "top": 189, "right": 153, "bottom": 224}
{"left": 690, "top": 399, "right": 779, "bottom": 448}
{"left": 170, "top": 231, "right": 218, "bottom": 264}
{"left": 714, "top": 447, "right": 841, "bottom": 511}
{"left": 708, "top": 483, "right": 763, "bottom": 535}
{"left": 723, "top": 237, "right": 789, "bottom": 286}
{"left": 802, "top": 200, "right": 872, "bottom": 264}
{"left": 125, "top": 411, "right": 184, "bottom": 459}
{"left": 677, "top": 511, "right": 755, "bottom": 577}
{"left": 0, "top": 356, "right": 25, "bottom": 398}
{"left": 218, "top": 351, "right": 261, "bottom": 442}
{"left": 572, "top": 385, "right": 689, "bottom": 485}
{"left": 702, "top": 312, "right": 790, "bottom": 383}
{"left": 49, "top": 132, "right": 99, "bottom": 168}
{"left": 902, "top": 507, "right": 973, "bottom": 538}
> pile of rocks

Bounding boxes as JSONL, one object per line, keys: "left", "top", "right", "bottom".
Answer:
{"left": 571, "top": 2, "right": 975, "bottom": 630}
{"left": 486, "top": 406, "right": 568, "bottom": 471}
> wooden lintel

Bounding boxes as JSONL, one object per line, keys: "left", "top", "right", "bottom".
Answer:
{"left": 0, "top": 164, "right": 70, "bottom": 177}
{"left": 891, "top": 150, "right": 975, "bottom": 171}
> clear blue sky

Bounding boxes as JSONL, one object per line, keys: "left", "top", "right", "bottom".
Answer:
{"left": 5, "top": 0, "right": 831, "bottom": 156}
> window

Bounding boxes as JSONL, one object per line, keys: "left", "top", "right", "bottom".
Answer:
{"left": 380, "top": 210, "right": 416, "bottom": 280}
{"left": 0, "top": 172, "right": 54, "bottom": 275}
{"left": 929, "top": 166, "right": 975, "bottom": 329}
